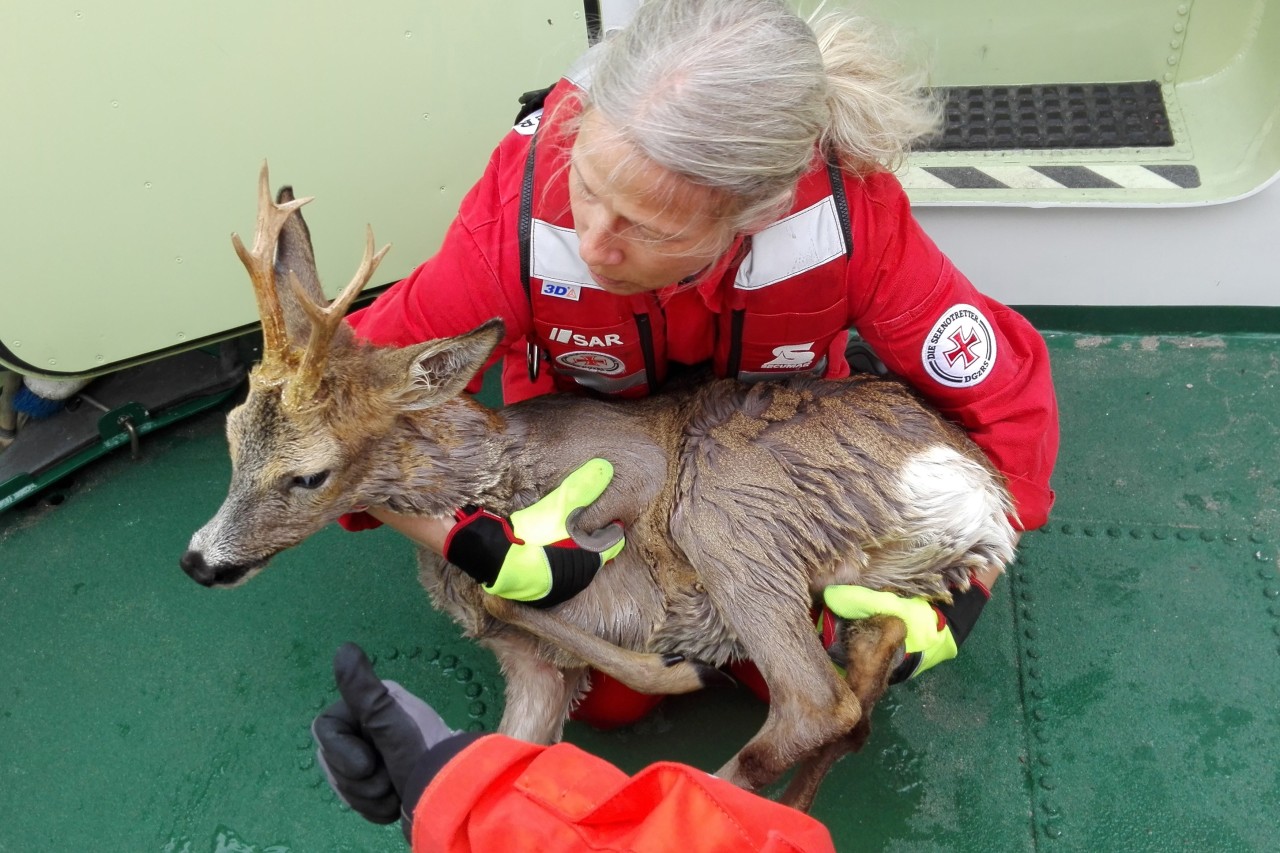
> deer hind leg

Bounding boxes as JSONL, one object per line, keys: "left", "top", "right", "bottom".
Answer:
{"left": 700, "top": 573, "right": 864, "bottom": 794}
{"left": 480, "top": 595, "right": 729, "bottom": 695}
{"left": 778, "top": 615, "right": 907, "bottom": 812}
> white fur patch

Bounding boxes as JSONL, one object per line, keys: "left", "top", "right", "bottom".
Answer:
{"left": 885, "top": 445, "right": 1017, "bottom": 577}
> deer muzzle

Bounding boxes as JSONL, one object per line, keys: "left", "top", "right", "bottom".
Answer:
{"left": 179, "top": 549, "right": 262, "bottom": 588}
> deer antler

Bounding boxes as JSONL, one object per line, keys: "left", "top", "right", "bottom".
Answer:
{"left": 286, "top": 225, "right": 391, "bottom": 408}
{"left": 232, "top": 161, "right": 391, "bottom": 409}
{"left": 231, "top": 162, "right": 313, "bottom": 379}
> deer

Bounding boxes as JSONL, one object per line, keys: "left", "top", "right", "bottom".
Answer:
{"left": 182, "top": 164, "right": 1018, "bottom": 811}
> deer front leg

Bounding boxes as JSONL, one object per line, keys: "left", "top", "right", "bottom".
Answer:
{"left": 484, "top": 633, "right": 588, "bottom": 744}
{"left": 778, "top": 615, "right": 907, "bottom": 812}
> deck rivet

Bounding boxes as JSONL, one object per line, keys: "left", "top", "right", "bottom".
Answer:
{"left": 468, "top": 700, "right": 487, "bottom": 717}
{"left": 1032, "top": 687, "right": 1047, "bottom": 700}
{"left": 386, "top": 647, "right": 400, "bottom": 660}
{"left": 1021, "top": 607, "right": 1034, "bottom": 622}
{"left": 1044, "top": 823, "right": 1064, "bottom": 839}
{"left": 1083, "top": 526, "right": 1098, "bottom": 537}
{"left": 1263, "top": 587, "right": 1280, "bottom": 600}
{"left": 466, "top": 720, "right": 486, "bottom": 733}
{"left": 1272, "top": 625, "right": 1280, "bottom": 637}
{"left": 1153, "top": 529, "right": 1169, "bottom": 540}
{"left": 1029, "top": 666, "right": 1043, "bottom": 679}
{"left": 1039, "top": 755, "right": 1054, "bottom": 767}
{"left": 423, "top": 647, "right": 438, "bottom": 661}
{"left": 1107, "top": 527, "right": 1122, "bottom": 538}
{"left": 1042, "top": 800, "right": 1061, "bottom": 817}
{"left": 1200, "top": 530, "right": 1216, "bottom": 542}
{"left": 1176, "top": 530, "right": 1193, "bottom": 541}
{"left": 455, "top": 666, "right": 473, "bottom": 682}
{"left": 1039, "top": 775, "right": 1058, "bottom": 790}
{"left": 1130, "top": 529, "right": 1145, "bottom": 539}
{"left": 1164, "top": 71, "right": 1175, "bottom": 82}
{"left": 1177, "top": 4, "right": 1189, "bottom": 15}
{"left": 1268, "top": 604, "right": 1280, "bottom": 617}
{"left": 466, "top": 683, "right": 483, "bottom": 698}
{"left": 1060, "top": 523, "right": 1075, "bottom": 535}
{"left": 1025, "top": 627, "right": 1039, "bottom": 640}
{"left": 440, "top": 654, "right": 458, "bottom": 669}
{"left": 1259, "top": 568, "right": 1275, "bottom": 580}
{"left": 1035, "top": 728, "right": 1051, "bottom": 743}
{"left": 1026, "top": 647, "right": 1040, "bottom": 659}
{"left": 1174, "top": 22, "right": 1186, "bottom": 33}
{"left": 1256, "top": 551, "right": 1271, "bottom": 562}
{"left": 298, "top": 756, "right": 315, "bottom": 771}
{"left": 1033, "top": 708, "right": 1048, "bottom": 722}
{"left": 1249, "top": 533, "right": 1265, "bottom": 544}
{"left": 1021, "top": 589, "right": 1035, "bottom": 602}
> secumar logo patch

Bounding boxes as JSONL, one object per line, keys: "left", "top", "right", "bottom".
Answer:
{"left": 556, "top": 351, "right": 626, "bottom": 375}
{"left": 922, "top": 303, "right": 997, "bottom": 387}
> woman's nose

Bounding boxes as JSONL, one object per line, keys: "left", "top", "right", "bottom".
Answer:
{"left": 578, "top": 218, "right": 624, "bottom": 269}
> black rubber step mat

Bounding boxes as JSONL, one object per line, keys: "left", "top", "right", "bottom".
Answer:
{"left": 926, "top": 81, "right": 1175, "bottom": 151}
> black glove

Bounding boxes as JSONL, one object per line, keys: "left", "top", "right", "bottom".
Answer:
{"left": 443, "top": 459, "right": 625, "bottom": 608}
{"left": 311, "top": 643, "right": 478, "bottom": 839}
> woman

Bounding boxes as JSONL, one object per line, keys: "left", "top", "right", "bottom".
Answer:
{"left": 341, "top": 0, "right": 1058, "bottom": 724}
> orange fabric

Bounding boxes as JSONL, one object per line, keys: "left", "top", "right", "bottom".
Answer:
{"left": 413, "top": 735, "right": 836, "bottom": 853}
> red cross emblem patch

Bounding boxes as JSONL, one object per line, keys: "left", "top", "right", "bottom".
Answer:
{"left": 922, "top": 304, "right": 998, "bottom": 387}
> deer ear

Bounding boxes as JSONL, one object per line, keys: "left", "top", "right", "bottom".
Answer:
{"left": 393, "top": 319, "right": 504, "bottom": 410}
{"left": 274, "top": 185, "right": 331, "bottom": 347}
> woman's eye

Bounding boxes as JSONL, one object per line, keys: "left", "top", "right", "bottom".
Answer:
{"left": 291, "top": 471, "right": 330, "bottom": 490}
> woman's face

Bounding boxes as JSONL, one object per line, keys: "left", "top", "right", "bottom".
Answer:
{"left": 568, "top": 110, "right": 733, "bottom": 295}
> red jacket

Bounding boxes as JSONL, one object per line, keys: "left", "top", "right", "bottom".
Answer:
{"left": 350, "top": 78, "right": 1058, "bottom": 529}
{"left": 412, "top": 735, "right": 836, "bottom": 853}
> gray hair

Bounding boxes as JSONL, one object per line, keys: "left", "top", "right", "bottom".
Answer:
{"left": 581, "top": 0, "right": 941, "bottom": 233}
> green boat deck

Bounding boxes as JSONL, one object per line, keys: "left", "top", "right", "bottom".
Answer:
{"left": 2, "top": 328, "right": 1279, "bottom": 852}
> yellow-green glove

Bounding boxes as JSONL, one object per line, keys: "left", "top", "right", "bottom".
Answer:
{"left": 822, "top": 580, "right": 991, "bottom": 682}
{"left": 444, "top": 459, "right": 625, "bottom": 607}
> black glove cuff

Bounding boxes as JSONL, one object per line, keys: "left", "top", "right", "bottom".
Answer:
{"left": 529, "top": 546, "right": 601, "bottom": 609}
{"left": 936, "top": 583, "right": 991, "bottom": 647}
{"left": 444, "top": 510, "right": 513, "bottom": 587}
{"left": 399, "top": 732, "right": 486, "bottom": 840}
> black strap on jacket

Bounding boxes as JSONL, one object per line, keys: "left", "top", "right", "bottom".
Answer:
{"left": 825, "top": 156, "right": 855, "bottom": 259}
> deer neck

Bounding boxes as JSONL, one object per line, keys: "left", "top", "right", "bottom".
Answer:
{"left": 368, "top": 396, "right": 524, "bottom": 517}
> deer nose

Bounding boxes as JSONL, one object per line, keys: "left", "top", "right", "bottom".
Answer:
{"left": 180, "top": 550, "right": 249, "bottom": 587}
{"left": 180, "top": 550, "right": 218, "bottom": 586}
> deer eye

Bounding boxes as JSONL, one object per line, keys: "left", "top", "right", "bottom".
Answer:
{"left": 291, "top": 471, "right": 330, "bottom": 490}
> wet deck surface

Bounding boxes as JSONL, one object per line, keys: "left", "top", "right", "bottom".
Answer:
{"left": 2, "top": 330, "right": 1278, "bottom": 852}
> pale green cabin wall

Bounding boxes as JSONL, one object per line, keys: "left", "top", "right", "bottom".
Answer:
{"left": 0, "top": 1, "right": 589, "bottom": 377}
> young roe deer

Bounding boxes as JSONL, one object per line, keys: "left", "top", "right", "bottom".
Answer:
{"left": 182, "top": 164, "right": 1018, "bottom": 809}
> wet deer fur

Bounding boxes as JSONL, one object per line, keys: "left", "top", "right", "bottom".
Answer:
{"left": 184, "top": 165, "right": 1018, "bottom": 809}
